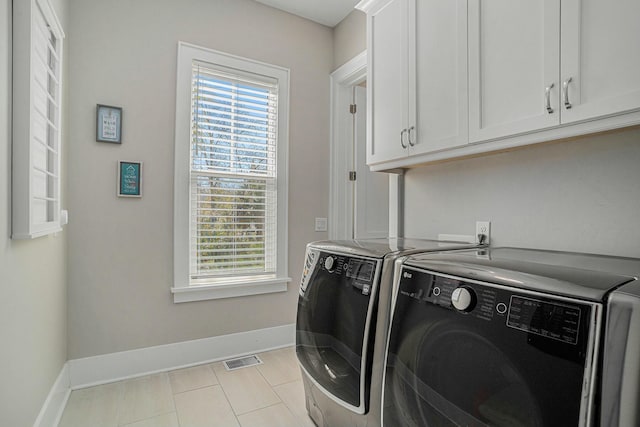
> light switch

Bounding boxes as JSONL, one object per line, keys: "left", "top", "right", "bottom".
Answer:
{"left": 315, "top": 217, "right": 328, "bottom": 232}
{"left": 61, "top": 209, "right": 69, "bottom": 225}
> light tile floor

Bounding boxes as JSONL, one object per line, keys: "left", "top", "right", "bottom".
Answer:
{"left": 59, "top": 347, "right": 315, "bottom": 427}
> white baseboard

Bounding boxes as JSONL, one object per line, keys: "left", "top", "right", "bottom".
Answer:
{"left": 33, "top": 363, "right": 71, "bottom": 427}
{"left": 68, "top": 323, "right": 296, "bottom": 389}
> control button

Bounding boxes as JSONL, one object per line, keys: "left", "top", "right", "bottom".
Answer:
{"left": 324, "top": 256, "right": 335, "bottom": 271}
{"left": 451, "top": 287, "right": 476, "bottom": 312}
{"left": 496, "top": 302, "right": 508, "bottom": 314}
{"left": 432, "top": 287, "right": 441, "bottom": 296}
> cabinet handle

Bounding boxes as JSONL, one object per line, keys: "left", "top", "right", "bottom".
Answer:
{"left": 400, "top": 129, "right": 408, "bottom": 149}
{"left": 545, "top": 83, "right": 554, "bottom": 114}
{"left": 408, "top": 126, "right": 415, "bottom": 146}
{"left": 563, "top": 77, "right": 573, "bottom": 109}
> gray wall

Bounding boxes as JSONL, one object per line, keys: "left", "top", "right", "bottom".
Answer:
{"left": 405, "top": 127, "right": 640, "bottom": 258}
{"left": 67, "top": 0, "right": 333, "bottom": 359}
{"left": 0, "top": 0, "right": 69, "bottom": 425}
{"left": 333, "top": 9, "right": 366, "bottom": 70}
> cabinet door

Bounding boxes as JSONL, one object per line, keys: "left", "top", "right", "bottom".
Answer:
{"left": 368, "top": 0, "right": 410, "bottom": 164}
{"left": 560, "top": 0, "right": 640, "bottom": 123}
{"left": 411, "top": 0, "right": 468, "bottom": 155}
{"left": 468, "top": 0, "right": 560, "bottom": 143}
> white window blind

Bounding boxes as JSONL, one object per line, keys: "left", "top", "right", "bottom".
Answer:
{"left": 190, "top": 62, "right": 278, "bottom": 280}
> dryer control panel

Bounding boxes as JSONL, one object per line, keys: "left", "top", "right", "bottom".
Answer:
{"left": 318, "top": 252, "right": 378, "bottom": 296}
{"left": 300, "top": 249, "right": 380, "bottom": 297}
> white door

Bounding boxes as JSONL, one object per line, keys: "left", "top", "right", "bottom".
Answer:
{"left": 468, "top": 0, "right": 560, "bottom": 143}
{"left": 368, "top": 0, "right": 410, "bottom": 164}
{"left": 412, "top": 0, "right": 468, "bottom": 154}
{"left": 354, "top": 85, "right": 389, "bottom": 239}
{"left": 560, "top": 0, "right": 640, "bottom": 123}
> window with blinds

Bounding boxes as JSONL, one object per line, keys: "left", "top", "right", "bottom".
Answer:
{"left": 32, "top": 5, "right": 61, "bottom": 226}
{"left": 174, "top": 43, "right": 289, "bottom": 301}
{"left": 190, "top": 63, "right": 278, "bottom": 280}
{"left": 12, "top": 0, "right": 64, "bottom": 239}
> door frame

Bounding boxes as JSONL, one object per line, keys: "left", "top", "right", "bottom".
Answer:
{"left": 329, "top": 51, "right": 368, "bottom": 240}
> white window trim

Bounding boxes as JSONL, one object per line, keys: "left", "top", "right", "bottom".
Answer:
{"left": 172, "top": 42, "right": 291, "bottom": 302}
{"left": 12, "top": 0, "right": 65, "bottom": 239}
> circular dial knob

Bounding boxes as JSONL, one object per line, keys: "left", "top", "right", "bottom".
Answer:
{"left": 324, "top": 256, "right": 335, "bottom": 271}
{"left": 451, "top": 287, "right": 476, "bottom": 312}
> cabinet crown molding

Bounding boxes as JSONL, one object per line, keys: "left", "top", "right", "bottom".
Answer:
{"left": 356, "top": 0, "right": 392, "bottom": 13}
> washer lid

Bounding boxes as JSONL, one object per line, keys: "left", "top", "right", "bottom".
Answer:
{"left": 308, "top": 238, "right": 480, "bottom": 259}
{"left": 405, "top": 247, "right": 640, "bottom": 301}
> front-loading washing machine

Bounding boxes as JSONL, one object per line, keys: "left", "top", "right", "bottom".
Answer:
{"left": 295, "top": 238, "right": 483, "bottom": 427}
{"left": 383, "top": 247, "right": 640, "bottom": 427}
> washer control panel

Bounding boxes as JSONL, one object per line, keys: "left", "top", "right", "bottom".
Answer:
{"left": 398, "top": 266, "right": 587, "bottom": 345}
{"left": 506, "top": 295, "right": 581, "bottom": 345}
{"left": 451, "top": 287, "right": 476, "bottom": 312}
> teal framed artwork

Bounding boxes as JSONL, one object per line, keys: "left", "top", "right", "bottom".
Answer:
{"left": 117, "top": 161, "right": 143, "bottom": 197}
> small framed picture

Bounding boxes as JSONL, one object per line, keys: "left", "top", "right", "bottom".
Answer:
{"left": 97, "top": 104, "right": 122, "bottom": 143}
{"left": 117, "top": 161, "right": 142, "bottom": 198}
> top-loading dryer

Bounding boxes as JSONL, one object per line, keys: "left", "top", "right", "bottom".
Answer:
{"left": 295, "top": 238, "right": 482, "bottom": 427}
{"left": 382, "top": 247, "right": 640, "bottom": 427}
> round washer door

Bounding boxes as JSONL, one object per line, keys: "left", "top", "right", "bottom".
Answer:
{"left": 386, "top": 319, "right": 544, "bottom": 427}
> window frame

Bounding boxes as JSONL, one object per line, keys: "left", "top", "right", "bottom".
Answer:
{"left": 172, "top": 42, "right": 291, "bottom": 303}
{"left": 12, "top": 0, "right": 65, "bottom": 239}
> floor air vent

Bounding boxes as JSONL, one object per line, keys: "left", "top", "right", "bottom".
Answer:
{"left": 223, "top": 354, "right": 263, "bottom": 371}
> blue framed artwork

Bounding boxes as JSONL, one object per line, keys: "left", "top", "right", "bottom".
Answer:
{"left": 117, "top": 161, "right": 142, "bottom": 197}
{"left": 97, "top": 104, "right": 122, "bottom": 143}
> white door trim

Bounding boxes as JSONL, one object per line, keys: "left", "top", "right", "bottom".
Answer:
{"left": 329, "top": 51, "right": 368, "bottom": 240}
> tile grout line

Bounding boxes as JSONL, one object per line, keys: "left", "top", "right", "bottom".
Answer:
{"left": 119, "top": 410, "right": 178, "bottom": 427}
{"left": 236, "top": 401, "right": 291, "bottom": 421}
{"left": 115, "top": 380, "right": 125, "bottom": 427}
{"left": 171, "top": 382, "right": 220, "bottom": 396}
{"left": 271, "top": 378, "right": 311, "bottom": 426}
{"left": 220, "top": 355, "right": 286, "bottom": 418}
{"left": 117, "top": 374, "right": 176, "bottom": 427}
{"left": 213, "top": 367, "right": 244, "bottom": 425}
{"left": 254, "top": 349, "right": 300, "bottom": 389}
{"left": 169, "top": 374, "right": 180, "bottom": 427}
{"left": 168, "top": 364, "right": 221, "bottom": 426}
{"left": 167, "top": 363, "right": 219, "bottom": 394}
{"left": 257, "top": 351, "right": 306, "bottom": 426}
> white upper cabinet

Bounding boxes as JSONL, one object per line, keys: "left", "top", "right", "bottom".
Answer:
{"left": 468, "top": 0, "right": 560, "bottom": 143}
{"left": 360, "top": 0, "right": 468, "bottom": 166}
{"left": 560, "top": 0, "right": 640, "bottom": 123}
{"left": 365, "top": 0, "right": 411, "bottom": 164}
{"left": 469, "top": 0, "right": 640, "bottom": 142}
{"left": 413, "top": 0, "right": 468, "bottom": 154}
{"left": 360, "top": 0, "right": 640, "bottom": 170}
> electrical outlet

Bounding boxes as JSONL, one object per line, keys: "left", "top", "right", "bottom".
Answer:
{"left": 315, "top": 217, "right": 328, "bottom": 232}
{"left": 475, "top": 221, "right": 491, "bottom": 245}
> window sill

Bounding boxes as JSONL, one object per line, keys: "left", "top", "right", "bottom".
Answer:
{"left": 171, "top": 276, "right": 292, "bottom": 303}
